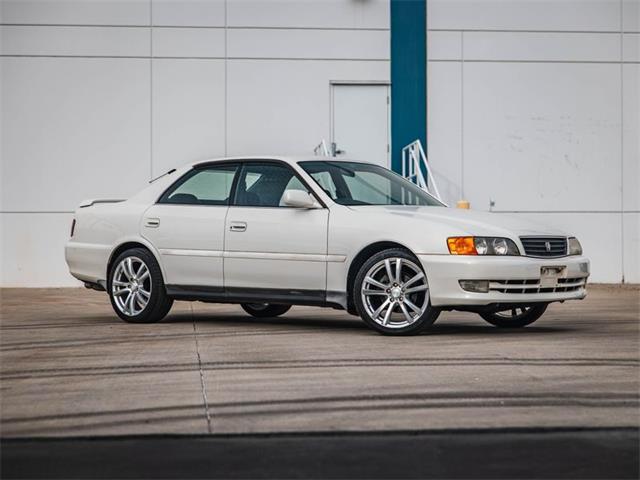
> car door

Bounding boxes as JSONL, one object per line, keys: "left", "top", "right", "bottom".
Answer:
{"left": 142, "top": 163, "right": 239, "bottom": 288}
{"left": 224, "top": 161, "right": 329, "bottom": 299}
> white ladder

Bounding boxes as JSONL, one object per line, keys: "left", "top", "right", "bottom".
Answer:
{"left": 401, "top": 139, "right": 444, "bottom": 204}
{"left": 313, "top": 139, "right": 331, "bottom": 157}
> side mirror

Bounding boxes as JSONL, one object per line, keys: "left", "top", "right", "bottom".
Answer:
{"left": 282, "top": 190, "right": 318, "bottom": 209}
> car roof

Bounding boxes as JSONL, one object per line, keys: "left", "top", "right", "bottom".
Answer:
{"left": 191, "top": 155, "right": 364, "bottom": 168}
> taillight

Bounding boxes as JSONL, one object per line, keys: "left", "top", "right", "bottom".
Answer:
{"left": 70, "top": 219, "right": 76, "bottom": 237}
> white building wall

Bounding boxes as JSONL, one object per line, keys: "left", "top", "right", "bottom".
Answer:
{"left": 1, "top": 0, "right": 637, "bottom": 287}
{"left": 427, "top": 0, "right": 639, "bottom": 283}
{"left": 0, "top": 0, "right": 389, "bottom": 287}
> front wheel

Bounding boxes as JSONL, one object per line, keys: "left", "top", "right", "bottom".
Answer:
{"left": 353, "top": 248, "right": 440, "bottom": 335}
{"left": 480, "top": 304, "right": 548, "bottom": 328}
{"left": 241, "top": 303, "right": 291, "bottom": 318}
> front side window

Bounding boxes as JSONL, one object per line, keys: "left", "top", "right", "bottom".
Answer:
{"left": 299, "top": 161, "right": 444, "bottom": 207}
{"left": 159, "top": 164, "right": 238, "bottom": 205}
{"left": 233, "top": 163, "right": 310, "bottom": 207}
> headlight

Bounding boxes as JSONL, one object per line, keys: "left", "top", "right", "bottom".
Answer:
{"left": 568, "top": 237, "right": 583, "bottom": 255}
{"left": 447, "top": 236, "right": 520, "bottom": 256}
{"left": 492, "top": 238, "right": 509, "bottom": 255}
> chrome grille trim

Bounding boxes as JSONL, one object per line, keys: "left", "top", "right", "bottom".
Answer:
{"left": 488, "top": 277, "right": 587, "bottom": 294}
{"left": 520, "top": 236, "right": 568, "bottom": 257}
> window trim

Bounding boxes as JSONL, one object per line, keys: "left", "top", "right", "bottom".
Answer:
{"left": 298, "top": 160, "right": 445, "bottom": 207}
{"left": 229, "top": 160, "right": 327, "bottom": 209}
{"left": 156, "top": 161, "right": 240, "bottom": 206}
{"left": 157, "top": 159, "right": 327, "bottom": 208}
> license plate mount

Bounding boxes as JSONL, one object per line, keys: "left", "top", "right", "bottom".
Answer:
{"left": 540, "top": 266, "right": 567, "bottom": 287}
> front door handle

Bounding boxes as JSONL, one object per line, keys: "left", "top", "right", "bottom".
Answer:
{"left": 229, "top": 222, "right": 247, "bottom": 232}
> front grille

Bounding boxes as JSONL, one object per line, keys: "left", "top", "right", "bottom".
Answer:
{"left": 520, "top": 236, "right": 568, "bottom": 257}
{"left": 489, "top": 277, "right": 586, "bottom": 294}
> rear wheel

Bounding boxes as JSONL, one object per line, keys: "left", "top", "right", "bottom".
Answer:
{"left": 353, "top": 248, "right": 440, "bottom": 335}
{"left": 241, "top": 303, "right": 291, "bottom": 318}
{"left": 108, "top": 248, "right": 173, "bottom": 323}
{"left": 480, "top": 304, "right": 548, "bottom": 328}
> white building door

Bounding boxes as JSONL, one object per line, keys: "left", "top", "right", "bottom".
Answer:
{"left": 331, "top": 83, "right": 390, "bottom": 168}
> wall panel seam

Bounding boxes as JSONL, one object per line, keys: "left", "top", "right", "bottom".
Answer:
{"left": 428, "top": 28, "right": 636, "bottom": 34}
{"left": 224, "top": 0, "right": 228, "bottom": 156}
{"left": 149, "top": 0, "right": 153, "bottom": 181}
{"left": 0, "top": 23, "right": 389, "bottom": 31}
{"left": 492, "top": 211, "right": 639, "bottom": 214}
{"left": 3, "top": 210, "right": 638, "bottom": 215}
{"left": 460, "top": 31, "right": 464, "bottom": 198}
{"left": 620, "top": 0, "right": 625, "bottom": 281}
{"left": 0, "top": 55, "right": 391, "bottom": 61}
{"left": 427, "top": 59, "right": 637, "bottom": 64}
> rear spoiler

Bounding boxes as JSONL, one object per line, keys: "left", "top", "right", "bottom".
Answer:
{"left": 78, "top": 199, "right": 125, "bottom": 208}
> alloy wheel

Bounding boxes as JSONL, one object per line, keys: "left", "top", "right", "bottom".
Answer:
{"left": 360, "top": 257, "right": 429, "bottom": 329}
{"left": 246, "top": 303, "right": 269, "bottom": 311}
{"left": 494, "top": 306, "right": 532, "bottom": 319}
{"left": 111, "top": 256, "right": 152, "bottom": 316}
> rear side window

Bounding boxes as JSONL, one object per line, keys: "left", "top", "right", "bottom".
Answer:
{"left": 159, "top": 164, "right": 238, "bottom": 205}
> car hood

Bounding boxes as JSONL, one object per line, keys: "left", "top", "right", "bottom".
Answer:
{"left": 346, "top": 205, "right": 568, "bottom": 238}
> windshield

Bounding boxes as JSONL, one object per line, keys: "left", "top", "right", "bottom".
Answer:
{"left": 299, "top": 161, "right": 444, "bottom": 207}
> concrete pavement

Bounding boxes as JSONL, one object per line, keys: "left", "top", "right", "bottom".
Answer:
{"left": 1, "top": 285, "right": 638, "bottom": 437}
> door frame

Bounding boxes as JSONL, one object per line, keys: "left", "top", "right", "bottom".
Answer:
{"left": 222, "top": 159, "right": 331, "bottom": 292}
{"left": 329, "top": 80, "right": 391, "bottom": 168}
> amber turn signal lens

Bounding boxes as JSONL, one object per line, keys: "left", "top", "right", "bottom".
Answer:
{"left": 447, "top": 237, "right": 477, "bottom": 255}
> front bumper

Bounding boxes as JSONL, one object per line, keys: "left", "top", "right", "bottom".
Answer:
{"left": 418, "top": 254, "right": 590, "bottom": 307}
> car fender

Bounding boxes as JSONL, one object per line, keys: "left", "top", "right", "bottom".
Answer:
{"left": 106, "top": 234, "right": 168, "bottom": 284}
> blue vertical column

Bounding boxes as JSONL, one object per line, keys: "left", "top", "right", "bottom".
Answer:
{"left": 390, "top": 0, "right": 427, "bottom": 174}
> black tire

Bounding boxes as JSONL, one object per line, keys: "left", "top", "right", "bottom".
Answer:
{"left": 480, "top": 304, "right": 548, "bottom": 328}
{"left": 108, "top": 247, "right": 173, "bottom": 323}
{"left": 241, "top": 303, "right": 292, "bottom": 318}
{"left": 353, "top": 248, "right": 440, "bottom": 336}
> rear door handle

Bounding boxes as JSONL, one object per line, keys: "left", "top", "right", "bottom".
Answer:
{"left": 229, "top": 221, "right": 247, "bottom": 232}
{"left": 144, "top": 218, "right": 160, "bottom": 228}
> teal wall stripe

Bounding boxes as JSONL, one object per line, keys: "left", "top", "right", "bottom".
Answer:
{"left": 390, "top": 0, "right": 427, "bottom": 173}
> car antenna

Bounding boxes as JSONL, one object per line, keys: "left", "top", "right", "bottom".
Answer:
{"left": 149, "top": 168, "right": 176, "bottom": 183}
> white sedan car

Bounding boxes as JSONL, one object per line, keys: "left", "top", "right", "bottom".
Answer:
{"left": 66, "top": 157, "right": 590, "bottom": 335}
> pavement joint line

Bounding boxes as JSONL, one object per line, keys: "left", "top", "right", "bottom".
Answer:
{"left": 2, "top": 425, "right": 638, "bottom": 441}
{"left": 2, "top": 392, "right": 638, "bottom": 425}
{"left": 191, "top": 305, "right": 213, "bottom": 434}
{"left": 2, "top": 358, "right": 638, "bottom": 381}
